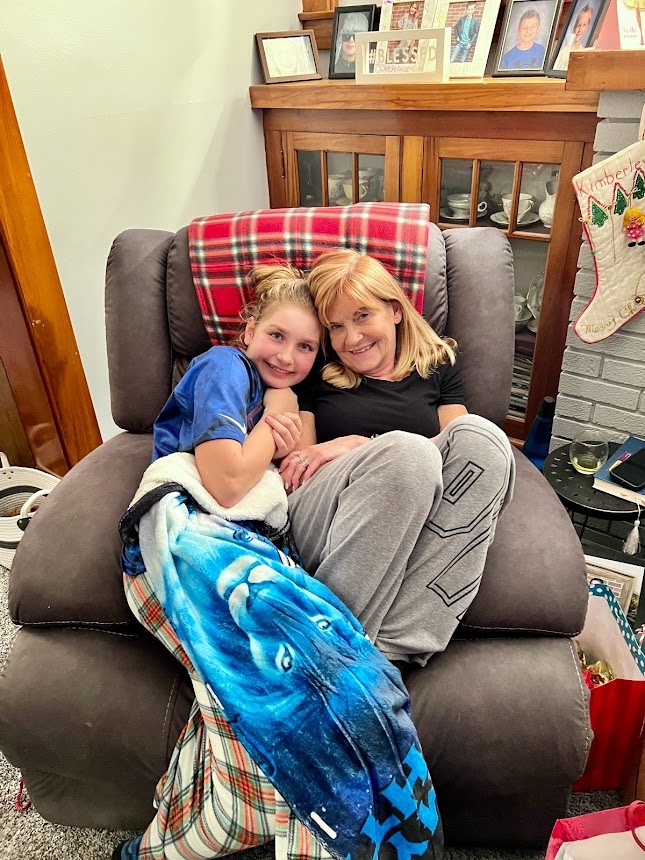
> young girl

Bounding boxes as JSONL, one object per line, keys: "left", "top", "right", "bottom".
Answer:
{"left": 152, "top": 264, "right": 321, "bottom": 506}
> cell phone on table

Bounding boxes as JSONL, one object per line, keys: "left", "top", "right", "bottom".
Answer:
{"left": 610, "top": 447, "right": 645, "bottom": 491}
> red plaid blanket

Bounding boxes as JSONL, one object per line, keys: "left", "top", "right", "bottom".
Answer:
{"left": 189, "top": 202, "right": 430, "bottom": 345}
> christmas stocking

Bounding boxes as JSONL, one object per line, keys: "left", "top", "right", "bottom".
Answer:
{"left": 572, "top": 134, "right": 645, "bottom": 344}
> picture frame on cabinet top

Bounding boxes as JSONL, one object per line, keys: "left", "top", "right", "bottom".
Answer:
{"left": 432, "top": 0, "right": 501, "bottom": 76}
{"left": 354, "top": 27, "right": 451, "bottom": 81}
{"left": 329, "top": 4, "right": 377, "bottom": 79}
{"left": 255, "top": 30, "right": 323, "bottom": 84}
{"left": 546, "top": 0, "right": 610, "bottom": 77}
{"left": 492, "top": 0, "right": 563, "bottom": 76}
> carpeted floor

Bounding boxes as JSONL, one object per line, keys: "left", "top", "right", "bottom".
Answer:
{"left": 0, "top": 562, "right": 623, "bottom": 859}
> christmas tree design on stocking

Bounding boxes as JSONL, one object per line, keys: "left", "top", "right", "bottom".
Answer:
{"left": 572, "top": 138, "right": 645, "bottom": 344}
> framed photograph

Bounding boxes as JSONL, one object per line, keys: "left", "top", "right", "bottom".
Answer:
{"left": 354, "top": 27, "right": 451, "bottom": 82}
{"left": 329, "top": 5, "right": 377, "bottom": 79}
{"left": 379, "top": 0, "right": 437, "bottom": 63}
{"left": 255, "top": 31, "right": 322, "bottom": 84}
{"left": 546, "top": 0, "right": 610, "bottom": 77}
{"left": 432, "top": 0, "right": 501, "bottom": 77}
{"left": 492, "top": 0, "right": 563, "bottom": 76}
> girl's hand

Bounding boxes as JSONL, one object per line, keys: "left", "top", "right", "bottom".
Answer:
{"left": 264, "top": 412, "right": 302, "bottom": 460}
{"left": 279, "top": 435, "right": 370, "bottom": 490}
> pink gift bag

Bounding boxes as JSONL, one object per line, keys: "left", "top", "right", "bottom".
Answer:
{"left": 545, "top": 801, "right": 645, "bottom": 859}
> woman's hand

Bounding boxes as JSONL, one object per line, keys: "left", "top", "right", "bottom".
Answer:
{"left": 279, "top": 435, "right": 370, "bottom": 490}
{"left": 264, "top": 412, "right": 302, "bottom": 460}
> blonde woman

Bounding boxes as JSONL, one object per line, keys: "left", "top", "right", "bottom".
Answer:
{"left": 280, "top": 250, "right": 515, "bottom": 667}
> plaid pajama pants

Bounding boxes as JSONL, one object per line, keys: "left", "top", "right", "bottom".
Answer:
{"left": 124, "top": 570, "right": 332, "bottom": 860}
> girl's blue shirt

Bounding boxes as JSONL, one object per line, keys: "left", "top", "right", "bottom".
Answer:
{"left": 152, "top": 346, "right": 265, "bottom": 461}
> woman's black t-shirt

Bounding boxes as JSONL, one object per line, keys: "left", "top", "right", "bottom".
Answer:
{"left": 297, "top": 360, "right": 465, "bottom": 443}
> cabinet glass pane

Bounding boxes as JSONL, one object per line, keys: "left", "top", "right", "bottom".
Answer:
{"left": 439, "top": 159, "right": 473, "bottom": 224}
{"left": 357, "top": 154, "right": 385, "bottom": 203}
{"left": 510, "top": 238, "right": 548, "bottom": 419}
{"left": 478, "top": 161, "right": 516, "bottom": 230}
{"left": 328, "top": 152, "right": 353, "bottom": 206}
{"left": 297, "top": 151, "right": 323, "bottom": 206}
{"left": 519, "top": 163, "right": 560, "bottom": 236}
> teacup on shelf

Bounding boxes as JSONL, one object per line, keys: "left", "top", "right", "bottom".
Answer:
{"left": 446, "top": 193, "right": 487, "bottom": 218}
{"left": 502, "top": 193, "right": 533, "bottom": 220}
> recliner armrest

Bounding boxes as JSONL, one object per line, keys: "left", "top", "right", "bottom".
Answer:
{"left": 9, "top": 433, "right": 153, "bottom": 628}
{"left": 460, "top": 448, "right": 588, "bottom": 636}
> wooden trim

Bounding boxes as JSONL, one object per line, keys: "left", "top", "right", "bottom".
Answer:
{"left": 297, "top": 11, "right": 335, "bottom": 50}
{"left": 0, "top": 57, "right": 101, "bottom": 468}
{"left": 438, "top": 138, "right": 565, "bottom": 163}
{"left": 298, "top": 10, "right": 334, "bottom": 23}
{"left": 525, "top": 140, "right": 586, "bottom": 428}
{"left": 283, "top": 131, "right": 299, "bottom": 204}
{"left": 469, "top": 160, "right": 481, "bottom": 225}
{"left": 261, "top": 108, "right": 599, "bottom": 143}
{"left": 0, "top": 238, "right": 67, "bottom": 474}
{"left": 504, "top": 415, "right": 526, "bottom": 440}
{"left": 250, "top": 78, "right": 600, "bottom": 113}
{"left": 421, "top": 137, "right": 440, "bottom": 219}
{"left": 566, "top": 50, "right": 645, "bottom": 92}
{"left": 401, "top": 137, "right": 424, "bottom": 202}
{"left": 0, "top": 358, "right": 34, "bottom": 468}
{"left": 384, "top": 137, "right": 401, "bottom": 201}
{"left": 263, "top": 124, "right": 287, "bottom": 209}
{"left": 291, "top": 131, "right": 387, "bottom": 153}
{"left": 321, "top": 151, "right": 330, "bottom": 205}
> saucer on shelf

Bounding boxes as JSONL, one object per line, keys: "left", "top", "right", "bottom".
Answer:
{"left": 439, "top": 207, "right": 486, "bottom": 223}
{"left": 490, "top": 211, "right": 541, "bottom": 227}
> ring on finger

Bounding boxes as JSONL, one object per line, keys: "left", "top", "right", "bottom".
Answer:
{"left": 298, "top": 457, "right": 309, "bottom": 468}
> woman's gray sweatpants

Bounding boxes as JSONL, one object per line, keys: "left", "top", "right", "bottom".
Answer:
{"left": 288, "top": 415, "right": 515, "bottom": 665}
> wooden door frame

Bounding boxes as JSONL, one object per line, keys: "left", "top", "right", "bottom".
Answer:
{"left": 0, "top": 56, "right": 101, "bottom": 471}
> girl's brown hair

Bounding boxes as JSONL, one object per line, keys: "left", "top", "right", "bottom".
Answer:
{"left": 231, "top": 263, "right": 318, "bottom": 349}
{"left": 308, "top": 250, "right": 456, "bottom": 389}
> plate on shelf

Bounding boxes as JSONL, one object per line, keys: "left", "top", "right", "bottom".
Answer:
{"left": 439, "top": 207, "right": 487, "bottom": 223}
{"left": 490, "top": 211, "right": 541, "bottom": 228}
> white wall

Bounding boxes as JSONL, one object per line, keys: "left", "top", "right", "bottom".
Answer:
{"left": 0, "top": 0, "right": 301, "bottom": 440}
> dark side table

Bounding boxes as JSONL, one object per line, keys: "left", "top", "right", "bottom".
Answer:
{"left": 543, "top": 443, "right": 639, "bottom": 539}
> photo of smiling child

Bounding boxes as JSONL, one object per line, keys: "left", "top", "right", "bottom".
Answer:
{"left": 552, "top": 0, "right": 594, "bottom": 70}
{"left": 500, "top": 7, "right": 545, "bottom": 67}
{"left": 496, "top": 0, "right": 560, "bottom": 72}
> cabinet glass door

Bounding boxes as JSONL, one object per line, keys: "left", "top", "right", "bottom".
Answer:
{"left": 286, "top": 132, "right": 400, "bottom": 207}
{"left": 432, "top": 139, "right": 568, "bottom": 429}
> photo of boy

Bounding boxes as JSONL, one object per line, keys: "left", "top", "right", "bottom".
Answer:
{"left": 450, "top": 1, "right": 482, "bottom": 62}
{"left": 499, "top": 6, "right": 546, "bottom": 68}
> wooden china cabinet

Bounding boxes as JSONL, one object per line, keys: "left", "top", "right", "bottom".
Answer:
{"left": 249, "top": 78, "right": 600, "bottom": 440}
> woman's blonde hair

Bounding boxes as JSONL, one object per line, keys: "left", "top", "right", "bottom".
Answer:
{"left": 231, "top": 263, "right": 318, "bottom": 349}
{"left": 308, "top": 250, "right": 456, "bottom": 389}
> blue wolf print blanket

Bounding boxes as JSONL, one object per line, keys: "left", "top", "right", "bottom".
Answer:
{"left": 120, "top": 455, "right": 440, "bottom": 860}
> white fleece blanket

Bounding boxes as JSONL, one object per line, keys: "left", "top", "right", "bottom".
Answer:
{"left": 128, "top": 452, "right": 288, "bottom": 530}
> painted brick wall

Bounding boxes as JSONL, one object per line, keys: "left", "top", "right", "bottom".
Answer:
{"left": 551, "top": 90, "right": 645, "bottom": 556}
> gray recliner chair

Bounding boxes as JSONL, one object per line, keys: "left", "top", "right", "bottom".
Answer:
{"left": 0, "top": 222, "right": 590, "bottom": 849}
